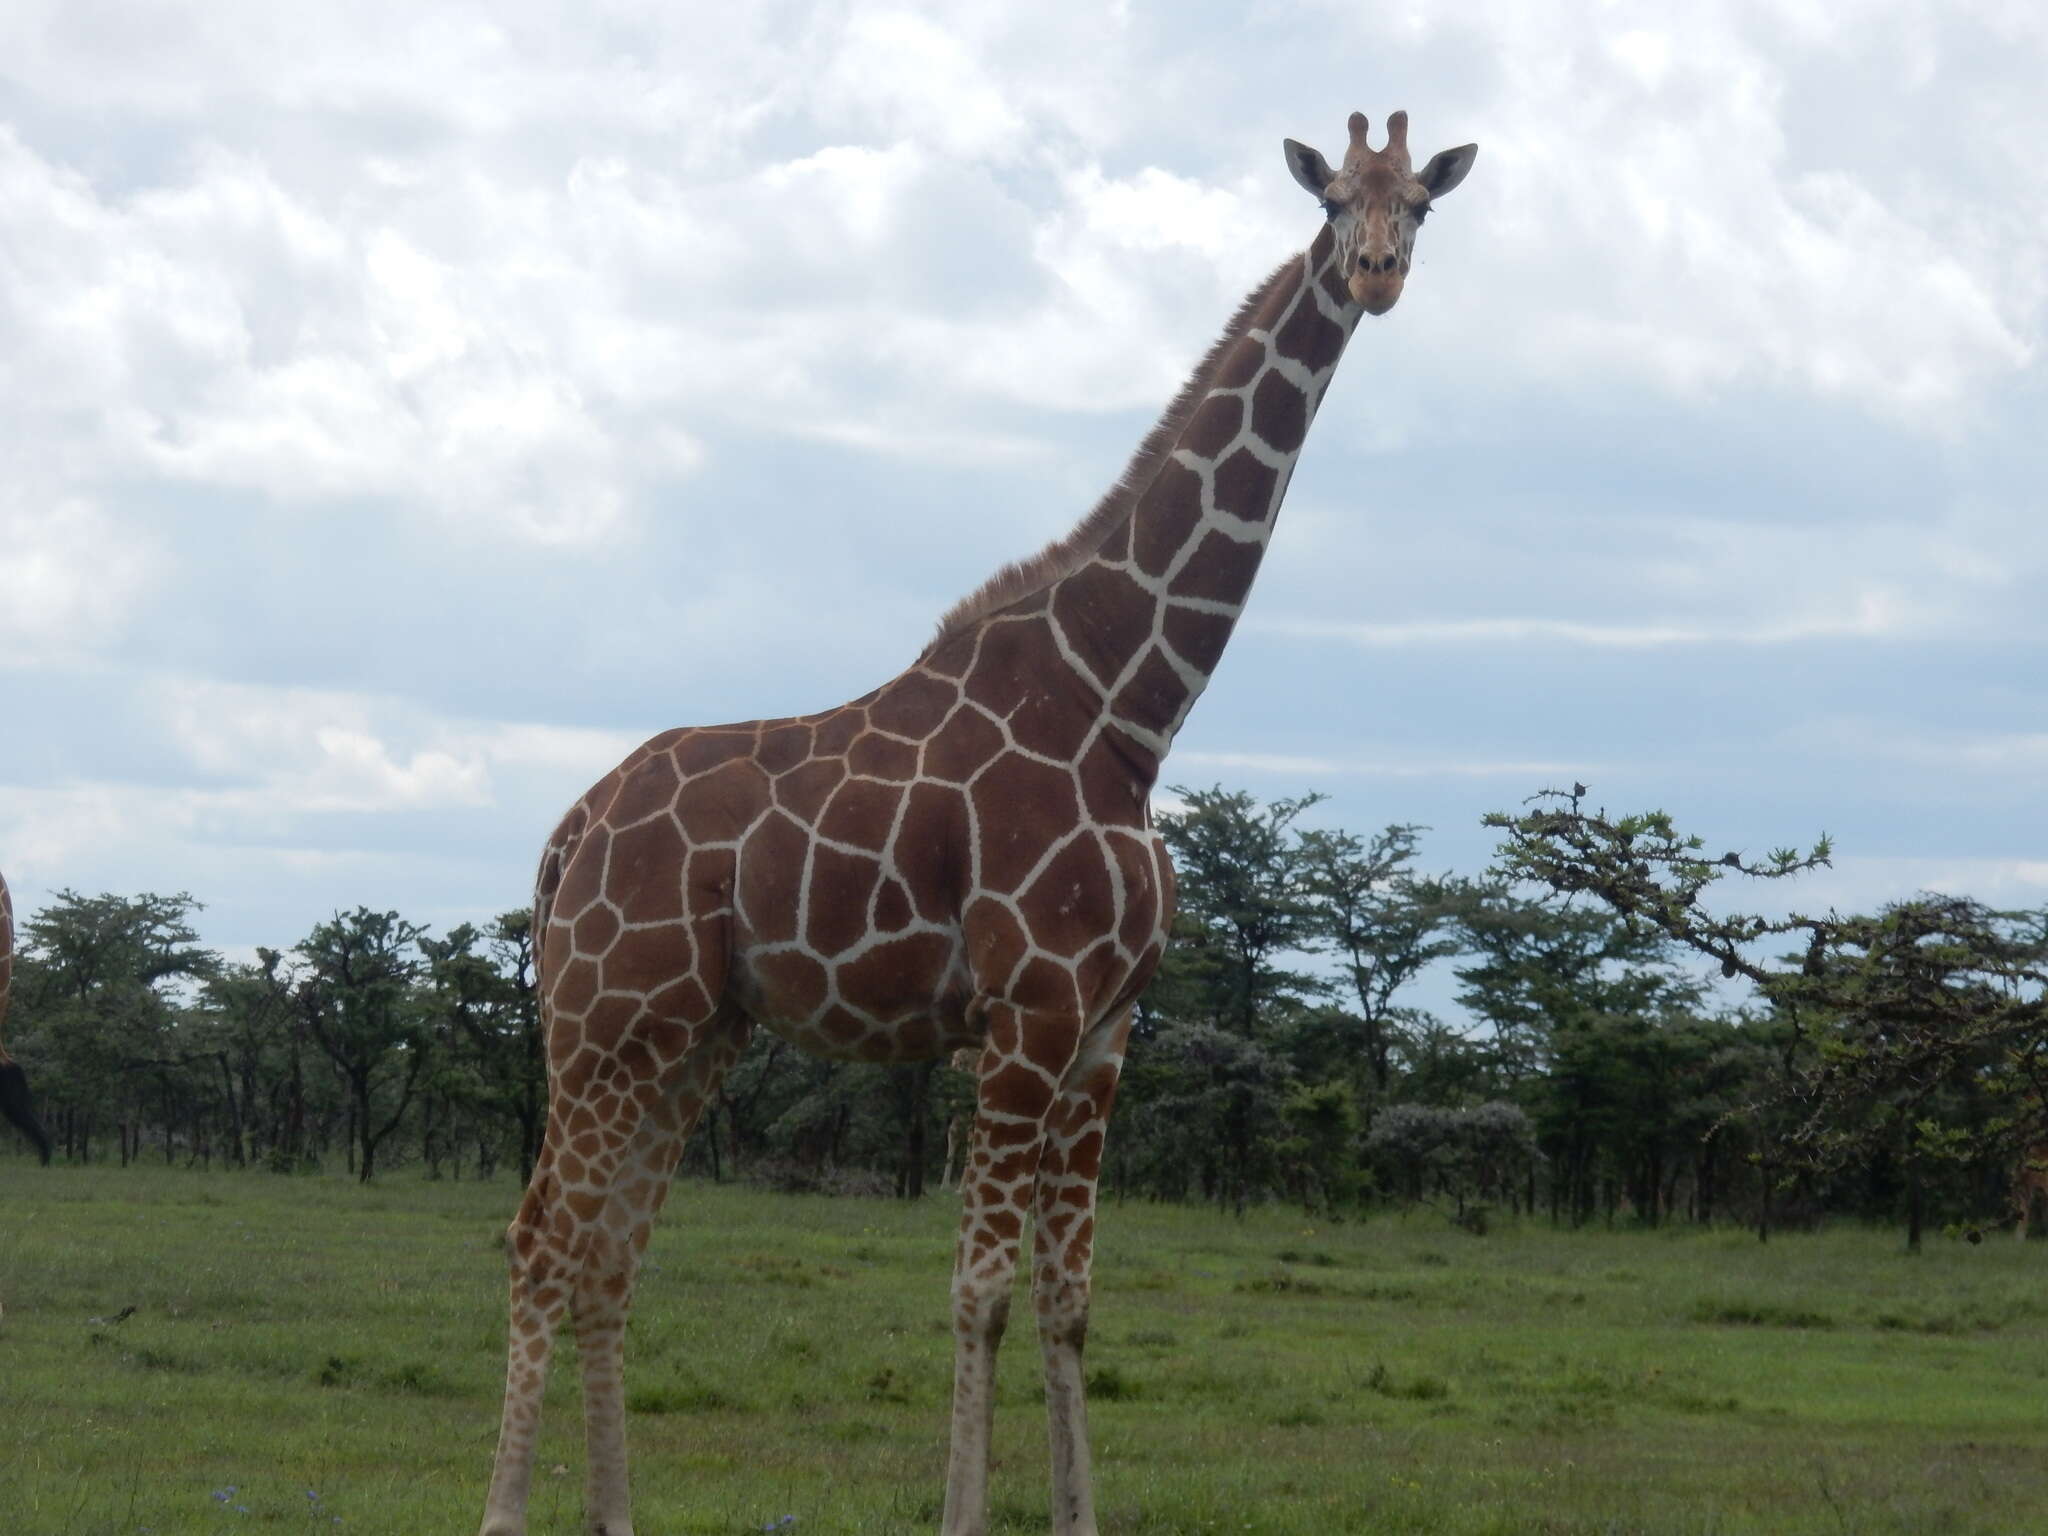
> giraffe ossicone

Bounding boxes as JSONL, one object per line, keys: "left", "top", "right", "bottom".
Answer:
{"left": 479, "top": 110, "right": 1476, "bottom": 1536}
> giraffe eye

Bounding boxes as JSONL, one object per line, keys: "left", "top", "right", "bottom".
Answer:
{"left": 1413, "top": 204, "right": 1432, "bottom": 223}
{"left": 1320, "top": 199, "right": 1342, "bottom": 221}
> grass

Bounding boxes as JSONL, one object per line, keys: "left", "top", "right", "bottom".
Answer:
{"left": 2, "top": 1161, "right": 2046, "bottom": 1533}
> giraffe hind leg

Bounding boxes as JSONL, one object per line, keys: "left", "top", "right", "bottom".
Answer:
{"left": 480, "top": 852, "right": 736, "bottom": 1536}
{"left": 479, "top": 1006, "right": 744, "bottom": 1536}
{"left": 574, "top": 1014, "right": 750, "bottom": 1536}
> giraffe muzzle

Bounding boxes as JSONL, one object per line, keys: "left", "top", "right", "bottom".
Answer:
{"left": 1349, "top": 267, "right": 1405, "bottom": 314}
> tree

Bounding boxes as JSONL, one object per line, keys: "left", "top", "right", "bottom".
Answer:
{"left": 1299, "top": 823, "right": 1460, "bottom": 1097}
{"left": 1486, "top": 787, "right": 2048, "bottom": 1247}
{"left": 1121, "top": 1022, "right": 1296, "bottom": 1213}
{"left": 1365, "top": 1101, "right": 1537, "bottom": 1221}
{"left": 13, "top": 891, "right": 218, "bottom": 1162}
{"left": 420, "top": 913, "right": 545, "bottom": 1182}
{"left": 1449, "top": 880, "right": 1710, "bottom": 1225}
{"left": 295, "top": 908, "right": 429, "bottom": 1183}
{"left": 1150, "top": 786, "right": 1326, "bottom": 1037}
{"left": 195, "top": 949, "right": 295, "bottom": 1168}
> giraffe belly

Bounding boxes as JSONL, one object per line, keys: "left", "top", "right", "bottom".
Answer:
{"left": 730, "top": 930, "right": 979, "bottom": 1064}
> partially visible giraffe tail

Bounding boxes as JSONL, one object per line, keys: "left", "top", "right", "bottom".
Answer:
{"left": 530, "top": 804, "right": 587, "bottom": 977}
{"left": 0, "top": 1058, "right": 52, "bottom": 1165}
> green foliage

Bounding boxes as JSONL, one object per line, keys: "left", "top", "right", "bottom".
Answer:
{"left": 6, "top": 779, "right": 2040, "bottom": 1247}
{"left": 1486, "top": 785, "right": 2048, "bottom": 1242}
{"left": 1150, "top": 785, "right": 1329, "bottom": 1035}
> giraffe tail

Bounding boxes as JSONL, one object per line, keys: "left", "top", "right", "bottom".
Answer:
{"left": 0, "top": 1058, "right": 52, "bottom": 1164}
{"left": 530, "top": 805, "right": 587, "bottom": 965}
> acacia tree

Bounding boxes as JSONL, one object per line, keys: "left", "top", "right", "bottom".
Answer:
{"left": 1149, "top": 785, "right": 1327, "bottom": 1037}
{"left": 420, "top": 912, "right": 544, "bottom": 1182}
{"left": 1486, "top": 787, "right": 2048, "bottom": 1248}
{"left": 295, "top": 908, "right": 429, "bottom": 1183}
{"left": 1299, "top": 823, "right": 1461, "bottom": 1097}
{"left": 1449, "top": 878, "right": 1715, "bottom": 1225}
{"left": 195, "top": 948, "right": 295, "bottom": 1167}
{"left": 14, "top": 890, "right": 219, "bottom": 1162}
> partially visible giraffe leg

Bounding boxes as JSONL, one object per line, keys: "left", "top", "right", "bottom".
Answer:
{"left": 1032, "top": 1008, "right": 1133, "bottom": 1536}
{"left": 941, "top": 1002, "right": 1081, "bottom": 1536}
{"left": 576, "top": 1014, "right": 750, "bottom": 1536}
{"left": 480, "top": 1131, "right": 580, "bottom": 1536}
{"left": 478, "top": 1012, "right": 743, "bottom": 1536}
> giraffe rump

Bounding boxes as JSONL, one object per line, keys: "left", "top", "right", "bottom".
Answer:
{"left": 923, "top": 256, "right": 1302, "bottom": 655}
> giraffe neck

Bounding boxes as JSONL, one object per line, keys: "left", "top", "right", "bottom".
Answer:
{"left": 1043, "top": 224, "right": 1359, "bottom": 774}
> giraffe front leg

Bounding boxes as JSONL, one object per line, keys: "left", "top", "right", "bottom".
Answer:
{"left": 942, "top": 1003, "right": 1075, "bottom": 1536}
{"left": 1033, "top": 1010, "right": 1131, "bottom": 1536}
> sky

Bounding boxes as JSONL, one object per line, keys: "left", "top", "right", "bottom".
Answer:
{"left": 2, "top": 1, "right": 2044, "bottom": 1024}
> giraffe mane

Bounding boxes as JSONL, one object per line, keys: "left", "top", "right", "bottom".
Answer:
{"left": 922, "top": 254, "right": 1302, "bottom": 656}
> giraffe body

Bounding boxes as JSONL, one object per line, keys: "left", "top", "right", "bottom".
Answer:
{"left": 0, "top": 869, "right": 52, "bottom": 1170}
{"left": 480, "top": 112, "right": 1475, "bottom": 1536}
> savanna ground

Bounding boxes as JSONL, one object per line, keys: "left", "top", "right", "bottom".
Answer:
{"left": 1, "top": 1162, "right": 2044, "bottom": 1534}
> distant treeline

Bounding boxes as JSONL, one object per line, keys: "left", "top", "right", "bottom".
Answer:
{"left": 5, "top": 786, "right": 2043, "bottom": 1243}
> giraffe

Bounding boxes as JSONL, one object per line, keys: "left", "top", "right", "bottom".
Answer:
{"left": 478, "top": 110, "right": 1476, "bottom": 1536}
{"left": 2014, "top": 1139, "right": 2048, "bottom": 1240}
{"left": 0, "top": 868, "right": 53, "bottom": 1169}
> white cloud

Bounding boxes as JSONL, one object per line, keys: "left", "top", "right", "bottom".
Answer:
{"left": 158, "top": 679, "right": 493, "bottom": 813}
{"left": 1264, "top": 591, "right": 1911, "bottom": 651}
{"left": 0, "top": 495, "right": 160, "bottom": 666}
{"left": 818, "top": 9, "right": 1028, "bottom": 161}
{"left": 1772, "top": 855, "right": 2048, "bottom": 917}
{"left": 0, "top": 0, "right": 2043, "bottom": 979}
{"left": 1177, "top": 750, "right": 1593, "bottom": 780}
{"left": 1809, "top": 721, "right": 2048, "bottom": 780}
{"left": 1310, "top": 0, "right": 2041, "bottom": 424}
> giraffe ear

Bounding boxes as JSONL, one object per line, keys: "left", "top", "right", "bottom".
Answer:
{"left": 1283, "top": 139, "right": 1335, "bottom": 199}
{"left": 1417, "top": 143, "right": 1478, "bottom": 200}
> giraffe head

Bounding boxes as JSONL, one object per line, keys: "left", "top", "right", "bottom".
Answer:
{"left": 1284, "top": 111, "right": 1476, "bottom": 315}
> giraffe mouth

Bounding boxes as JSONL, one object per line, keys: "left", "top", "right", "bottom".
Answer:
{"left": 1350, "top": 269, "right": 1405, "bottom": 314}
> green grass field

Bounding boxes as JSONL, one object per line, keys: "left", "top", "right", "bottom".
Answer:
{"left": 1, "top": 1162, "right": 2044, "bottom": 1534}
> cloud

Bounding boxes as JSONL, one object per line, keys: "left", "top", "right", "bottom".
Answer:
{"left": 1754, "top": 855, "right": 2048, "bottom": 918}
{"left": 1263, "top": 596, "right": 1910, "bottom": 653}
{"left": 1810, "top": 721, "right": 2048, "bottom": 780}
{"left": 1, "top": 0, "right": 2043, "bottom": 1015}
{"left": 0, "top": 496, "right": 161, "bottom": 666}
{"left": 1176, "top": 749, "right": 1593, "bottom": 780}
{"left": 1378, "top": 1, "right": 2039, "bottom": 421}
{"left": 147, "top": 678, "right": 656, "bottom": 819}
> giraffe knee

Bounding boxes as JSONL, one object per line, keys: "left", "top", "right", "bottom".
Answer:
{"left": 1035, "top": 1272, "right": 1091, "bottom": 1350}
{"left": 953, "top": 1275, "right": 1012, "bottom": 1349}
